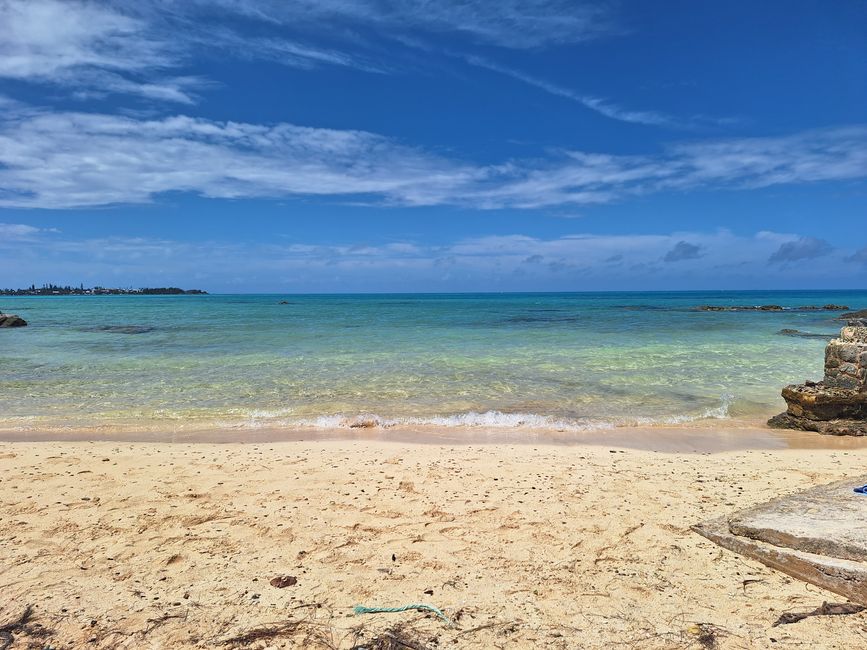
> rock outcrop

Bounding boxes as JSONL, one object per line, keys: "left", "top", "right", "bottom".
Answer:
{"left": 0, "top": 313, "right": 27, "bottom": 327}
{"left": 698, "top": 304, "right": 848, "bottom": 312}
{"left": 840, "top": 309, "right": 867, "bottom": 325}
{"left": 769, "top": 322, "right": 867, "bottom": 435}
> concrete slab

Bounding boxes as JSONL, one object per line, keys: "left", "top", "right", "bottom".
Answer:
{"left": 693, "top": 517, "right": 867, "bottom": 605}
{"left": 693, "top": 476, "right": 867, "bottom": 604}
{"left": 728, "top": 476, "right": 867, "bottom": 562}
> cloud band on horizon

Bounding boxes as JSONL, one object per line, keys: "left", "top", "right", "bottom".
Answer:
{"left": 1, "top": 225, "right": 864, "bottom": 292}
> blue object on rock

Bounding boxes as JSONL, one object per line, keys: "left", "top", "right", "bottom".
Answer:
{"left": 853, "top": 485, "right": 867, "bottom": 495}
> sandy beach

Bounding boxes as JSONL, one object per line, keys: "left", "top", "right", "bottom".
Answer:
{"left": 2, "top": 432, "right": 867, "bottom": 649}
{"left": 3, "top": 0, "right": 866, "bottom": 644}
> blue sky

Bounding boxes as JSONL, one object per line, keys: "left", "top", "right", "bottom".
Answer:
{"left": 0, "top": 0, "right": 865, "bottom": 292}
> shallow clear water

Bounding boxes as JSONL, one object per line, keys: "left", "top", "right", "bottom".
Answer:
{"left": 1, "top": 291, "right": 863, "bottom": 433}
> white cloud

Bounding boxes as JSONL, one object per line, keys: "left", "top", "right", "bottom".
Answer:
{"left": 0, "top": 0, "right": 215, "bottom": 104}
{"left": 0, "top": 0, "right": 201, "bottom": 102}
{"left": 0, "top": 0, "right": 382, "bottom": 102}
{"left": 0, "top": 110, "right": 482, "bottom": 208}
{"left": 67, "top": 70, "right": 210, "bottom": 104}
{"left": 0, "top": 0, "right": 617, "bottom": 102}
{"left": 0, "top": 107, "right": 865, "bottom": 210}
{"left": 0, "top": 0, "right": 166, "bottom": 77}
{"left": 668, "top": 127, "right": 867, "bottom": 188}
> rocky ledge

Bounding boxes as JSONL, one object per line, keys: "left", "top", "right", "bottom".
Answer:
{"left": 769, "top": 323, "right": 867, "bottom": 435}
{"left": 0, "top": 313, "right": 27, "bottom": 328}
{"left": 840, "top": 309, "right": 867, "bottom": 325}
{"left": 697, "top": 304, "right": 848, "bottom": 312}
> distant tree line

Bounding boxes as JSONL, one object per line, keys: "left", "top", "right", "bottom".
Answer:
{"left": 0, "top": 283, "right": 207, "bottom": 296}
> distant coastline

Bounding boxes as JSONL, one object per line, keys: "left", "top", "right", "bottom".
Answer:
{"left": 0, "top": 284, "right": 207, "bottom": 296}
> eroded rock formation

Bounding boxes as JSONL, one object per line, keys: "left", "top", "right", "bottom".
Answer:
{"left": 769, "top": 322, "right": 867, "bottom": 435}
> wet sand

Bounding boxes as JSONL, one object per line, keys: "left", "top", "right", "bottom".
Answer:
{"left": 2, "top": 434, "right": 867, "bottom": 648}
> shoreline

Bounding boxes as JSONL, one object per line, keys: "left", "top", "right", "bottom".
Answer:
{"left": 3, "top": 419, "right": 867, "bottom": 452}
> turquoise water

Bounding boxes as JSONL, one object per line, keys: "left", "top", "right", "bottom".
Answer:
{"left": 1, "top": 291, "right": 864, "bottom": 434}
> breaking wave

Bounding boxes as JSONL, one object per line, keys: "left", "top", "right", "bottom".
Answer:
{"left": 217, "top": 394, "right": 735, "bottom": 432}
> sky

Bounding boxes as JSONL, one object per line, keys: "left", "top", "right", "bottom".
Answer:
{"left": 0, "top": 0, "right": 865, "bottom": 292}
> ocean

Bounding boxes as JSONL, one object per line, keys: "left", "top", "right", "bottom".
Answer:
{"left": 1, "top": 290, "right": 864, "bottom": 435}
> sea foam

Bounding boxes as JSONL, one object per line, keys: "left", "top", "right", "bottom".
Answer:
{"left": 223, "top": 393, "right": 735, "bottom": 432}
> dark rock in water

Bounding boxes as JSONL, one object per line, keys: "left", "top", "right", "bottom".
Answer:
{"left": 278, "top": 300, "right": 290, "bottom": 305}
{"left": 0, "top": 313, "right": 27, "bottom": 327}
{"left": 777, "top": 329, "right": 834, "bottom": 340}
{"left": 840, "top": 309, "right": 867, "bottom": 322}
{"left": 89, "top": 325, "right": 155, "bottom": 334}
{"left": 769, "top": 325, "right": 867, "bottom": 435}
{"left": 698, "top": 304, "right": 784, "bottom": 311}
{"left": 698, "top": 304, "right": 848, "bottom": 312}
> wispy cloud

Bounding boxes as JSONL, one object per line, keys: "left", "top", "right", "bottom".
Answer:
{"left": 463, "top": 56, "right": 743, "bottom": 129}
{"left": 0, "top": 0, "right": 204, "bottom": 102}
{"left": 453, "top": 126, "right": 867, "bottom": 209}
{"left": 671, "top": 129, "right": 867, "bottom": 188}
{"left": 0, "top": 110, "right": 481, "bottom": 208}
{"left": 0, "top": 0, "right": 619, "bottom": 102}
{"left": 1, "top": 106, "right": 865, "bottom": 210}
{"left": 0, "top": 0, "right": 383, "bottom": 102}
{"left": 465, "top": 56, "right": 675, "bottom": 126}
{"left": 0, "top": 222, "right": 58, "bottom": 240}
{"left": 0, "top": 0, "right": 169, "bottom": 77}
{"left": 184, "top": 0, "right": 618, "bottom": 49}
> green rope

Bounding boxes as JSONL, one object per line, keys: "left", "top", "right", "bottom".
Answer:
{"left": 353, "top": 603, "right": 452, "bottom": 626}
